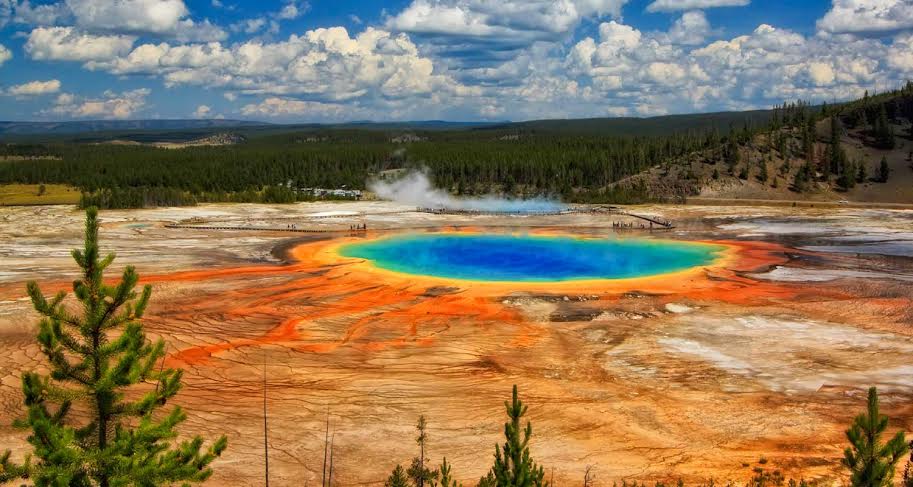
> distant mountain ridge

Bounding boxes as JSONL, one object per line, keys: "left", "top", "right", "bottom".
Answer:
{"left": 0, "top": 109, "right": 779, "bottom": 138}
{"left": 0, "top": 119, "right": 268, "bottom": 136}
{"left": 497, "top": 109, "right": 778, "bottom": 136}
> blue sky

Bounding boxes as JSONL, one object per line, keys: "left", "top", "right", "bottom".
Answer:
{"left": 0, "top": 0, "right": 911, "bottom": 122}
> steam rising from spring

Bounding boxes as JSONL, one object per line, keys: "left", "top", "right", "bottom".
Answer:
{"left": 369, "top": 170, "right": 564, "bottom": 212}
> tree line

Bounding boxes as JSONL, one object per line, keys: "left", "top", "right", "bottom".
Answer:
{"left": 0, "top": 82, "right": 910, "bottom": 207}
{"left": 0, "top": 122, "right": 747, "bottom": 208}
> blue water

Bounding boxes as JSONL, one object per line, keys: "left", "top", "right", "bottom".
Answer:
{"left": 339, "top": 234, "right": 723, "bottom": 282}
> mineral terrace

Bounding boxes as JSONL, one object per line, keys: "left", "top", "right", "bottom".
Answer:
{"left": 1, "top": 202, "right": 912, "bottom": 486}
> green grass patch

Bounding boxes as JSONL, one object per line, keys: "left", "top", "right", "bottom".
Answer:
{"left": 0, "top": 184, "right": 81, "bottom": 206}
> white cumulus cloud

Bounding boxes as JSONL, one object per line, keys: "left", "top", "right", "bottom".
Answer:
{"left": 9, "top": 0, "right": 225, "bottom": 41}
{"left": 646, "top": 0, "right": 749, "bottom": 12}
{"left": 6, "top": 79, "right": 61, "bottom": 96}
{"left": 385, "top": 0, "right": 629, "bottom": 74}
{"left": 563, "top": 18, "right": 908, "bottom": 116}
{"left": 240, "top": 97, "right": 349, "bottom": 120}
{"left": 0, "top": 43, "right": 11, "bottom": 65}
{"left": 85, "top": 27, "right": 473, "bottom": 105}
{"left": 667, "top": 10, "right": 713, "bottom": 45}
{"left": 25, "top": 26, "right": 136, "bottom": 61}
{"left": 47, "top": 88, "right": 150, "bottom": 119}
{"left": 817, "top": 0, "right": 913, "bottom": 34}
{"left": 193, "top": 104, "right": 211, "bottom": 118}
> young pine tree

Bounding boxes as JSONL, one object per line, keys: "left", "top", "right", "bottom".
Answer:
{"left": 489, "top": 385, "right": 548, "bottom": 487}
{"left": 437, "top": 457, "right": 461, "bottom": 487}
{"left": 1, "top": 207, "right": 227, "bottom": 486}
{"left": 874, "top": 105, "right": 896, "bottom": 150}
{"left": 477, "top": 471, "right": 497, "bottom": 487}
{"left": 758, "top": 161, "right": 769, "bottom": 183}
{"left": 843, "top": 387, "right": 908, "bottom": 487}
{"left": 857, "top": 160, "right": 868, "bottom": 183}
{"left": 879, "top": 156, "right": 891, "bottom": 183}
{"left": 725, "top": 137, "right": 741, "bottom": 175}
{"left": 903, "top": 444, "right": 913, "bottom": 487}
{"left": 829, "top": 116, "right": 843, "bottom": 177}
{"left": 839, "top": 160, "right": 856, "bottom": 191}
{"left": 386, "top": 464, "right": 411, "bottom": 487}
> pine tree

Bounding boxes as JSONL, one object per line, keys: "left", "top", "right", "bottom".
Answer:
{"left": 1, "top": 207, "right": 227, "bottom": 486}
{"left": 903, "top": 445, "right": 913, "bottom": 487}
{"left": 803, "top": 118, "right": 816, "bottom": 164}
{"left": 793, "top": 162, "right": 814, "bottom": 192}
{"left": 409, "top": 415, "right": 434, "bottom": 487}
{"left": 879, "top": 156, "right": 890, "bottom": 182}
{"left": 843, "top": 387, "right": 908, "bottom": 487}
{"left": 829, "top": 116, "right": 848, "bottom": 177}
{"left": 857, "top": 160, "right": 867, "bottom": 183}
{"left": 725, "top": 136, "right": 740, "bottom": 174}
{"left": 758, "top": 161, "right": 769, "bottom": 183}
{"left": 437, "top": 458, "right": 461, "bottom": 487}
{"left": 386, "top": 464, "right": 411, "bottom": 487}
{"left": 839, "top": 160, "right": 856, "bottom": 190}
{"left": 477, "top": 471, "right": 497, "bottom": 487}
{"left": 0, "top": 451, "right": 29, "bottom": 482}
{"left": 409, "top": 415, "right": 438, "bottom": 487}
{"left": 873, "top": 104, "right": 896, "bottom": 149}
{"left": 490, "top": 385, "right": 548, "bottom": 487}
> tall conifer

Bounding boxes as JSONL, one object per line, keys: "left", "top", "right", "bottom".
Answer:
{"left": 1, "top": 207, "right": 226, "bottom": 486}
{"left": 490, "top": 385, "right": 548, "bottom": 487}
{"left": 843, "top": 387, "right": 908, "bottom": 487}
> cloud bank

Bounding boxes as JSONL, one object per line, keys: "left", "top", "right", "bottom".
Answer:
{"left": 3, "top": 0, "right": 913, "bottom": 121}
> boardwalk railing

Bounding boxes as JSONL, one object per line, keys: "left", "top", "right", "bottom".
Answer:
{"left": 414, "top": 207, "right": 574, "bottom": 216}
{"left": 164, "top": 206, "right": 674, "bottom": 233}
{"left": 165, "top": 224, "right": 342, "bottom": 233}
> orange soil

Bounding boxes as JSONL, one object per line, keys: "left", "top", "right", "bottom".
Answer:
{"left": 4, "top": 231, "right": 910, "bottom": 486}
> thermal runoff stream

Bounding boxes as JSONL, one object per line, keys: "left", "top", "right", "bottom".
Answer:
{"left": 339, "top": 233, "right": 724, "bottom": 282}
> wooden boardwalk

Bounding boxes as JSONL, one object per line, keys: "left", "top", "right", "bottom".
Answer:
{"left": 165, "top": 224, "right": 343, "bottom": 233}
{"left": 164, "top": 206, "right": 674, "bottom": 233}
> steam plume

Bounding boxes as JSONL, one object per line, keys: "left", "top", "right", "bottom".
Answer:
{"left": 369, "top": 170, "right": 564, "bottom": 212}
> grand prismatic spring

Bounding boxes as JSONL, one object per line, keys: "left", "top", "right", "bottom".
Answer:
{"left": 1, "top": 202, "right": 913, "bottom": 486}
{"left": 339, "top": 234, "right": 724, "bottom": 282}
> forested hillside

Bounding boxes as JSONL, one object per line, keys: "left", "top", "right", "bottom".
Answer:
{"left": 0, "top": 126, "right": 725, "bottom": 208}
{"left": 611, "top": 82, "right": 913, "bottom": 204}
{"left": 1, "top": 84, "right": 911, "bottom": 208}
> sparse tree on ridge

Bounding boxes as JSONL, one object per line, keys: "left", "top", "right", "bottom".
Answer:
{"left": 839, "top": 160, "right": 856, "bottom": 190}
{"left": 857, "top": 160, "right": 868, "bottom": 183}
{"left": 758, "top": 161, "right": 769, "bottom": 183}
{"left": 879, "top": 156, "right": 891, "bottom": 182}
{"left": 874, "top": 104, "right": 896, "bottom": 149}
{"left": 829, "top": 116, "right": 848, "bottom": 178}
{"left": 726, "top": 136, "right": 741, "bottom": 174}
{"left": 0, "top": 207, "right": 227, "bottom": 486}
{"left": 843, "top": 387, "right": 908, "bottom": 487}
